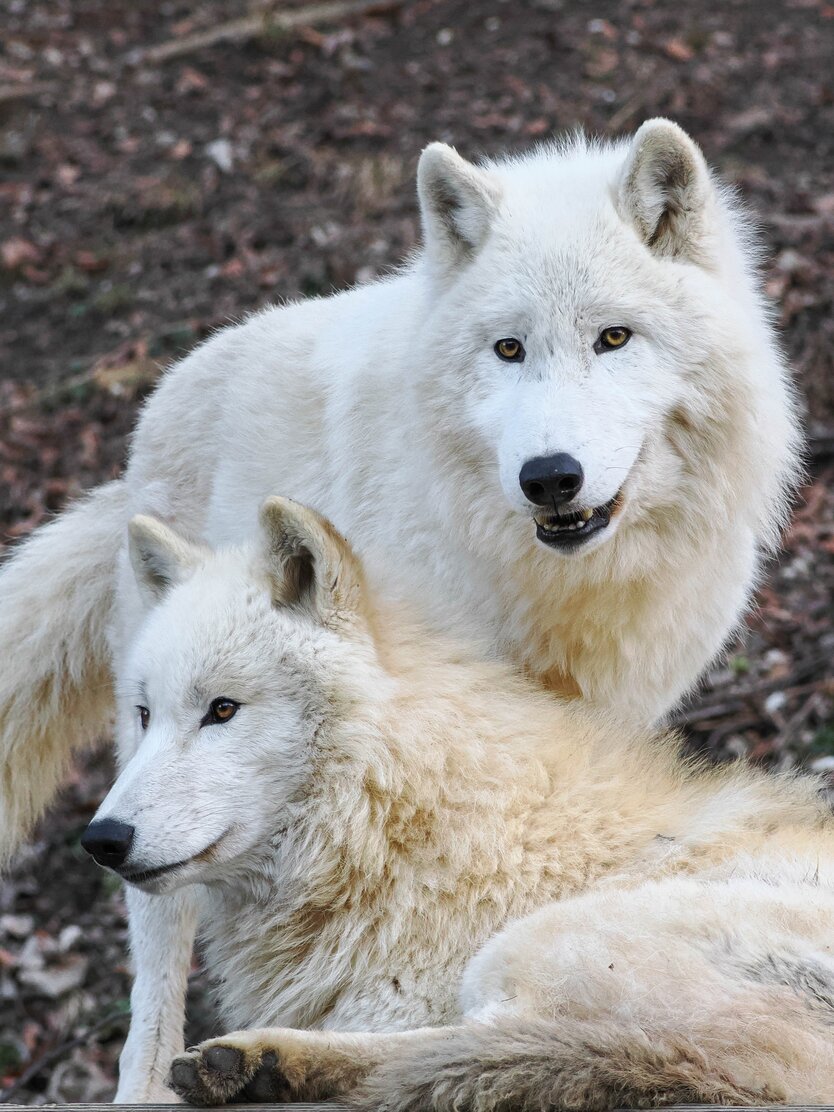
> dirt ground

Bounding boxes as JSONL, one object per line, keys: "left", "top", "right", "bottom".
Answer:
{"left": 1, "top": 0, "right": 833, "bottom": 1102}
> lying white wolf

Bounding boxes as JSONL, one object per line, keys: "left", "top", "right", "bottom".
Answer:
{"left": 0, "top": 119, "right": 799, "bottom": 1097}
{"left": 82, "top": 498, "right": 834, "bottom": 1109}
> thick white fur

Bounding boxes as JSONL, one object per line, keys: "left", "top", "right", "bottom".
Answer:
{"left": 0, "top": 482, "right": 126, "bottom": 854}
{"left": 0, "top": 120, "right": 800, "bottom": 1097}
{"left": 97, "top": 501, "right": 834, "bottom": 1109}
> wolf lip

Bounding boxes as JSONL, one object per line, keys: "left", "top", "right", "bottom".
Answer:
{"left": 118, "top": 830, "right": 229, "bottom": 887}
{"left": 533, "top": 492, "right": 622, "bottom": 550}
{"left": 119, "top": 860, "right": 183, "bottom": 885}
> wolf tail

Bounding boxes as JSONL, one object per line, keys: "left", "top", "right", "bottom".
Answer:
{"left": 0, "top": 480, "right": 129, "bottom": 866}
{"left": 354, "top": 1018, "right": 777, "bottom": 1112}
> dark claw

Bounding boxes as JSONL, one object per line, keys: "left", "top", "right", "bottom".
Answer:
{"left": 204, "top": 1045, "right": 246, "bottom": 1077}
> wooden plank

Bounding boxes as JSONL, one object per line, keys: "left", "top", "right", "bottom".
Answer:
{"left": 3, "top": 1106, "right": 834, "bottom": 1111}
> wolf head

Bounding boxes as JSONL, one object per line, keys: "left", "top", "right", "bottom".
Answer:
{"left": 413, "top": 118, "right": 797, "bottom": 560}
{"left": 81, "top": 499, "right": 383, "bottom": 894}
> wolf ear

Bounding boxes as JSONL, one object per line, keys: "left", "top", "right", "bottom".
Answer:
{"left": 417, "top": 143, "right": 500, "bottom": 268}
{"left": 259, "top": 497, "right": 367, "bottom": 628}
{"left": 618, "top": 119, "right": 713, "bottom": 262}
{"left": 128, "top": 516, "right": 203, "bottom": 602}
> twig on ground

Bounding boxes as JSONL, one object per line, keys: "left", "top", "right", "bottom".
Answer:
{"left": 126, "top": 0, "right": 405, "bottom": 66}
{"left": 670, "top": 652, "right": 833, "bottom": 731}
{"left": 674, "top": 699, "right": 747, "bottom": 726}
{"left": 607, "top": 95, "right": 643, "bottom": 133}
{"left": 0, "top": 82, "right": 58, "bottom": 104}
{"left": 704, "top": 717, "right": 762, "bottom": 750}
{"left": 779, "top": 691, "right": 827, "bottom": 750}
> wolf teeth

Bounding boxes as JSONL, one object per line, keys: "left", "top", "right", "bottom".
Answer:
{"left": 535, "top": 505, "right": 599, "bottom": 533}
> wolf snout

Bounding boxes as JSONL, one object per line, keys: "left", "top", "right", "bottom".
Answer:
{"left": 519, "top": 453, "right": 584, "bottom": 506}
{"left": 80, "top": 817, "right": 135, "bottom": 869}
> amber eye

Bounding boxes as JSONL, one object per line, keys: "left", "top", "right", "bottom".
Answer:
{"left": 137, "top": 706, "right": 150, "bottom": 730}
{"left": 595, "top": 326, "right": 632, "bottom": 353}
{"left": 201, "top": 698, "right": 240, "bottom": 728}
{"left": 494, "top": 337, "right": 525, "bottom": 362}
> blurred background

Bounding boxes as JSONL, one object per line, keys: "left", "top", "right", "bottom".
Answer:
{"left": 1, "top": 0, "right": 833, "bottom": 1102}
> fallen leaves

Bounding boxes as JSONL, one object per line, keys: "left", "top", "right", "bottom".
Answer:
{"left": 661, "top": 36, "right": 695, "bottom": 62}
{"left": 1, "top": 236, "right": 40, "bottom": 270}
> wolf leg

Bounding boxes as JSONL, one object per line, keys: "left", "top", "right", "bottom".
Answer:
{"left": 168, "top": 1025, "right": 465, "bottom": 1106}
{"left": 172, "top": 875, "right": 834, "bottom": 1108}
{"left": 428, "top": 873, "right": 834, "bottom": 1111}
{"left": 352, "top": 908, "right": 834, "bottom": 1112}
{"left": 115, "top": 885, "right": 198, "bottom": 1103}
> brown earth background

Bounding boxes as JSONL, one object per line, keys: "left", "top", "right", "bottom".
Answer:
{"left": 1, "top": 0, "right": 833, "bottom": 1102}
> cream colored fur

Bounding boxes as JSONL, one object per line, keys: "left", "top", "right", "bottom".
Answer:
{"left": 0, "top": 482, "right": 126, "bottom": 855}
{"left": 91, "top": 499, "right": 834, "bottom": 1109}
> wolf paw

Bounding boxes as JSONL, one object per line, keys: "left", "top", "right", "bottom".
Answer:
{"left": 168, "top": 1040, "right": 294, "bottom": 1106}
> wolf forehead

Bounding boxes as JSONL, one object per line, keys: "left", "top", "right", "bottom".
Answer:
{"left": 437, "top": 142, "right": 709, "bottom": 316}
{"left": 121, "top": 498, "right": 373, "bottom": 707}
{"left": 123, "top": 552, "right": 317, "bottom": 688}
{"left": 488, "top": 141, "right": 634, "bottom": 225}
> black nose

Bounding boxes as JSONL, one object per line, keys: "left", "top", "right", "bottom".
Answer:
{"left": 519, "top": 453, "right": 584, "bottom": 507}
{"left": 80, "top": 818, "right": 135, "bottom": 870}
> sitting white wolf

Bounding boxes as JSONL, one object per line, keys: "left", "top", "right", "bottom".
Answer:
{"left": 0, "top": 119, "right": 799, "bottom": 1098}
{"left": 83, "top": 498, "right": 834, "bottom": 1110}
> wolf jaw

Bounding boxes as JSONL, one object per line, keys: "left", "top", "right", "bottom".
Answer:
{"left": 533, "top": 490, "right": 624, "bottom": 551}
{"left": 119, "top": 827, "right": 232, "bottom": 890}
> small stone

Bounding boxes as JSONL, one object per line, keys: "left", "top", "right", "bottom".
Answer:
{"left": 764, "top": 691, "right": 786, "bottom": 715}
{"left": 93, "top": 80, "right": 116, "bottom": 105}
{"left": 725, "top": 736, "right": 748, "bottom": 759}
{"left": 0, "top": 913, "right": 34, "bottom": 939}
{"left": 58, "top": 924, "right": 83, "bottom": 951}
{"left": 206, "top": 138, "right": 234, "bottom": 173}
{"left": 776, "top": 249, "right": 804, "bottom": 274}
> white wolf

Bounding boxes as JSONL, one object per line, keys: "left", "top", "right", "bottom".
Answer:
{"left": 0, "top": 120, "right": 799, "bottom": 1097}
{"left": 83, "top": 498, "right": 834, "bottom": 1110}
